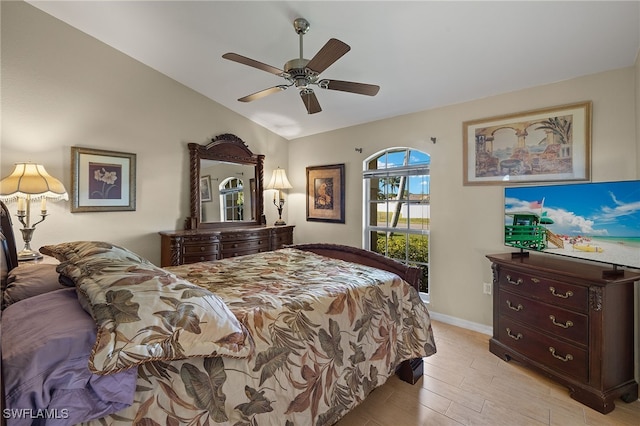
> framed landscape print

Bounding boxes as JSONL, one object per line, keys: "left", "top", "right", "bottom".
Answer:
{"left": 463, "top": 101, "right": 591, "bottom": 185}
{"left": 306, "top": 164, "right": 345, "bottom": 223}
{"left": 71, "top": 147, "right": 136, "bottom": 212}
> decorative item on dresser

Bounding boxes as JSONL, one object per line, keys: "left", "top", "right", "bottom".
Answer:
{"left": 265, "top": 167, "right": 293, "bottom": 226}
{"left": 487, "top": 253, "right": 639, "bottom": 414}
{"left": 161, "top": 133, "right": 294, "bottom": 266}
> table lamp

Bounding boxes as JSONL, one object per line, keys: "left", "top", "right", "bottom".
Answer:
{"left": 265, "top": 167, "right": 292, "bottom": 226}
{"left": 0, "top": 163, "right": 68, "bottom": 260}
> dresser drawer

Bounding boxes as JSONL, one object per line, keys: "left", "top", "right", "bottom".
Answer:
{"left": 499, "top": 291, "right": 588, "bottom": 345}
{"left": 183, "top": 242, "right": 219, "bottom": 255}
{"left": 222, "top": 247, "right": 268, "bottom": 258}
{"left": 498, "top": 315, "right": 588, "bottom": 382}
{"left": 183, "top": 253, "right": 218, "bottom": 263}
{"left": 220, "top": 230, "right": 268, "bottom": 241}
{"left": 221, "top": 238, "right": 267, "bottom": 252}
{"left": 498, "top": 268, "right": 588, "bottom": 312}
{"left": 271, "top": 230, "right": 293, "bottom": 248}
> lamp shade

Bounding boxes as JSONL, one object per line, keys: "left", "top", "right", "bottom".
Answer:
{"left": 266, "top": 168, "right": 293, "bottom": 190}
{"left": 0, "top": 163, "right": 68, "bottom": 201}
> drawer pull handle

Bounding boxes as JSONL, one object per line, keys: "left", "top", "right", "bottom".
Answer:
{"left": 549, "top": 315, "right": 573, "bottom": 329}
{"left": 549, "top": 347, "right": 573, "bottom": 362}
{"left": 200, "top": 246, "right": 205, "bottom": 251}
{"left": 506, "top": 300, "right": 523, "bottom": 312}
{"left": 506, "top": 275, "right": 523, "bottom": 286}
{"left": 506, "top": 328, "right": 523, "bottom": 340}
{"left": 549, "top": 287, "right": 573, "bottom": 299}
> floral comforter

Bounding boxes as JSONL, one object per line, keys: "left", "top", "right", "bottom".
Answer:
{"left": 81, "top": 248, "right": 436, "bottom": 426}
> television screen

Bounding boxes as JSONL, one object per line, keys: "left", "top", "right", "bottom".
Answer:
{"left": 504, "top": 180, "right": 640, "bottom": 269}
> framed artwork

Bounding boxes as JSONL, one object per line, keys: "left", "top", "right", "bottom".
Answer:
{"left": 463, "top": 101, "right": 591, "bottom": 185}
{"left": 71, "top": 147, "right": 136, "bottom": 212}
{"left": 200, "top": 175, "right": 212, "bottom": 202}
{"left": 306, "top": 163, "right": 345, "bottom": 223}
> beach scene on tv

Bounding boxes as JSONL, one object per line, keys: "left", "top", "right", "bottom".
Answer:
{"left": 504, "top": 180, "right": 640, "bottom": 269}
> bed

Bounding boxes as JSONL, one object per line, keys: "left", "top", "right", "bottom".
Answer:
{"left": 1, "top": 200, "right": 436, "bottom": 426}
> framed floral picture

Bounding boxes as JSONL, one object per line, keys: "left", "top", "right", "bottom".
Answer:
{"left": 71, "top": 147, "right": 136, "bottom": 212}
{"left": 306, "top": 163, "right": 345, "bottom": 223}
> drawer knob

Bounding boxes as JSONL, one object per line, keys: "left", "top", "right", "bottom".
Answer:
{"left": 506, "top": 328, "right": 523, "bottom": 341}
{"left": 549, "top": 347, "right": 573, "bottom": 362}
{"left": 506, "top": 300, "right": 523, "bottom": 312}
{"left": 549, "top": 315, "right": 573, "bottom": 329}
{"left": 549, "top": 286, "right": 573, "bottom": 299}
{"left": 506, "top": 275, "right": 523, "bottom": 286}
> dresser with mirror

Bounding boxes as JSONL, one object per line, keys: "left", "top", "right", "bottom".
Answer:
{"left": 159, "top": 133, "right": 294, "bottom": 267}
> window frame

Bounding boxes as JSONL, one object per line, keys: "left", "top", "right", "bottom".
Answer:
{"left": 363, "top": 147, "right": 431, "bottom": 298}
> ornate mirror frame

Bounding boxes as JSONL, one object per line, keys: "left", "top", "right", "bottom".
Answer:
{"left": 187, "top": 133, "right": 265, "bottom": 229}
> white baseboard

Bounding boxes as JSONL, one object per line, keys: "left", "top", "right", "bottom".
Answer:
{"left": 428, "top": 311, "right": 493, "bottom": 336}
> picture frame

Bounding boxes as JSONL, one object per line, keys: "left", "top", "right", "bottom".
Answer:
{"left": 463, "top": 101, "right": 591, "bottom": 186}
{"left": 71, "top": 147, "right": 136, "bottom": 212}
{"left": 306, "top": 163, "right": 345, "bottom": 223}
{"left": 200, "top": 175, "right": 212, "bottom": 202}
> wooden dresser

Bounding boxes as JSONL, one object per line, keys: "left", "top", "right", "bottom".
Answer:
{"left": 487, "top": 253, "right": 639, "bottom": 414}
{"left": 160, "top": 225, "right": 294, "bottom": 267}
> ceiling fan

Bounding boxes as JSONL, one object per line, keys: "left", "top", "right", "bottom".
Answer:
{"left": 222, "top": 18, "right": 380, "bottom": 114}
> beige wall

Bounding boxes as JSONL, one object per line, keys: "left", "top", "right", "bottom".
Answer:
{"left": 1, "top": 1, "right": 290, "bottom": 265}
{"left": 289, "top": 67, "right": 638, "bottom": 330}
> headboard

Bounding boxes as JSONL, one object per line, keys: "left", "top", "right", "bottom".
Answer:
{"left": 1, "top": 200, "right": 19, "bottom": 283}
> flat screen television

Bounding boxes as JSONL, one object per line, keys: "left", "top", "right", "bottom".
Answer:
{"left": 504, "top": 180, "right": 640, "bottom": 271}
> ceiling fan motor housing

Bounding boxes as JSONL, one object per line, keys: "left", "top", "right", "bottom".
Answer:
{"left": 284, "top": 58, "right": 317, "bottom": 88}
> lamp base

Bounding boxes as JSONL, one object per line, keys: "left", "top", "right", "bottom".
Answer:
{"left": 274, "top": 219, "right": 287, "bottom": 226}
{"left": 18, "top": 248, "right": 43, "bottom": 261}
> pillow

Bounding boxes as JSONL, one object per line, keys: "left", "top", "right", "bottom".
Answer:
{"left": 40, "top": 240, "right": 152, "bottom": 266}
{"left": 39, "top": 241, "right": 252, "bottom": 375}
{"left": 3, "top": 263, "right": 66, "bottom": 309}
{"left": 2, "top": 288, "right": 137, "bottom": 424}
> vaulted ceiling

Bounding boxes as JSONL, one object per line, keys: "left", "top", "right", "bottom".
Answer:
{"left": 28, "top": 1, "right": 640, "bottom": 140}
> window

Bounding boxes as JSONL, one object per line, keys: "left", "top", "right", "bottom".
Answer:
{"left": 363, "top": 148, "right": 430, "bottom": 296}
{"left": 219, "top": 177, "right": 244, "bottom": 221}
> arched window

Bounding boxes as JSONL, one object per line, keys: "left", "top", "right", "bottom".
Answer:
{"left": 219, "top": 177, "right": 244, "bottom": 221}
{"left": 363, "top": 148, "right": 430, "bottom": 297}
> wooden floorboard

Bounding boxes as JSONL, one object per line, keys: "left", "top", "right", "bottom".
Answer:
{"left": 336, "top": 320, "right": 640, "bottom": 425}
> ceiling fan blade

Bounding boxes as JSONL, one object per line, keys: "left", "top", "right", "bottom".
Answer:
{"left": 222, "top": 52, "right": 284, "bottom": 76}
{"left": 319, "top": 79, "right": 380, "bottom": 96}
{"left": 238, "top": 86, "right": 287, "bottom": 102}
{"left": 305, "top": 38, "right": 350, "bottom": 74}
{"left": 300, "top": 89, "right": 322, "bottom": 114}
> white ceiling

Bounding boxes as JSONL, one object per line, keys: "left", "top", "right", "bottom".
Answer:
{"left": 28, "top": 1, "right": 640, "bottom": 140}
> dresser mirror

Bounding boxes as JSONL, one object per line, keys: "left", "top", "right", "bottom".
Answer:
{"left": 187, "top": 133, "right": 264, "bottom": 229}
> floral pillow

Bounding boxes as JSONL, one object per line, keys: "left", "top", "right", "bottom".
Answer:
{"left": 40, "top": 241, "right": 252, "bottom": 375}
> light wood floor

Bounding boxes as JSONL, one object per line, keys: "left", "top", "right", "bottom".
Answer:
{"left": 337, "top": 320, "right": 640, "bottom": 425}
